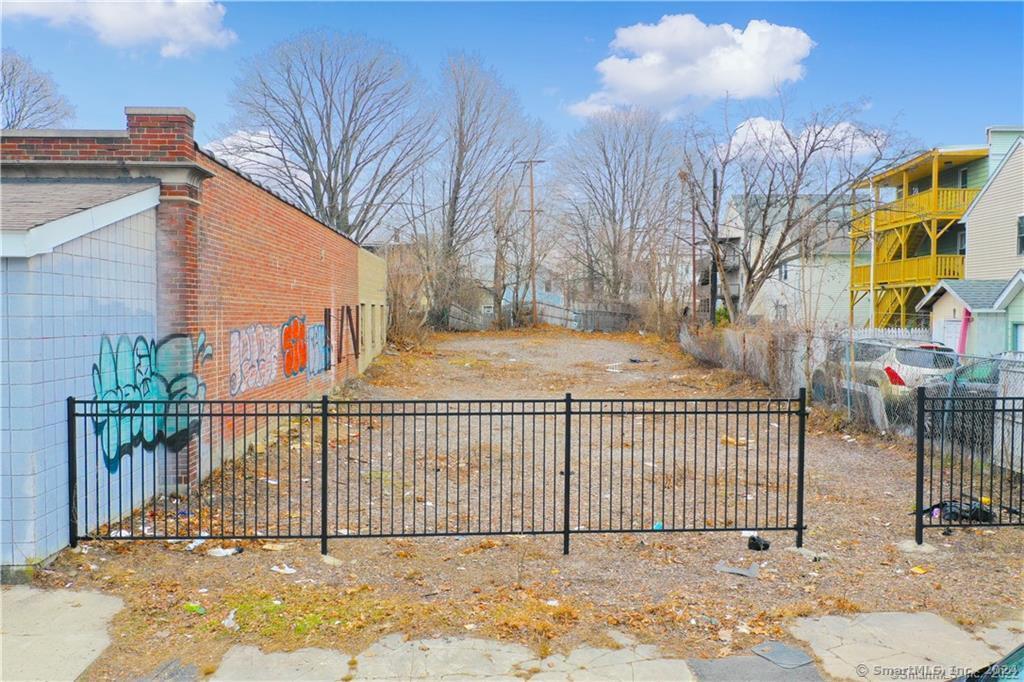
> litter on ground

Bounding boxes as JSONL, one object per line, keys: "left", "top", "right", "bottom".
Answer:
{"left": 714, "top": 561, "right": 759, "bottom": 578}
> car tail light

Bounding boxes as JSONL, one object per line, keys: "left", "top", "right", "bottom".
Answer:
{"left": 884, "top": 366, "right": 906, "bottom": 386}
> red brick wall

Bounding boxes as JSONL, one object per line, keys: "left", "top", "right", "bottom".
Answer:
{"left": 0, "top": 110, "right": 195, "bottom": 163}
{"left": 1, "top": 108, "right": 361, "bottom": 398}
{"left": 3, "top": 108, "right": 366, "bottom": 485}
{"left": 194, "top": 151, "right": 360, "bottom": 400}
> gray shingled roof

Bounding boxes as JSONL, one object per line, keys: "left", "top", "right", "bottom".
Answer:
{"left": 919, "top": 278, "right": 1009, "bottom": 311}
{"left": 0, "top": 179, "right": 157, "bottom": 232}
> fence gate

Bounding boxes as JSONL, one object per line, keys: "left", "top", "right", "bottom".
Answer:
{"left": 916, "top": 387, "right": 1024, "bottom": 543}
{"left": 68, "top": 391, "right": 808, "bottom": 553}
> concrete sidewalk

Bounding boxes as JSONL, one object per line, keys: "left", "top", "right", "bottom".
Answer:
{"left": 1, "top": 586, "right": 123, "bottom": 682}
{"left": 2, "top": 586, "right": 1018, "bottom": 681}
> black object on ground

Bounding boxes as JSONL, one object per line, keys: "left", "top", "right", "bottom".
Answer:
{"left": 915, "top": 500, "right": 994, "bottom": 523}
{"left": 748, "top": 535, "right": 771, "bottom": 551}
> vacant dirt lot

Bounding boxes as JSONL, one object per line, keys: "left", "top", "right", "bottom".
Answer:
{"left": 34, "top": 329, "right": 1023, "bottom": 679}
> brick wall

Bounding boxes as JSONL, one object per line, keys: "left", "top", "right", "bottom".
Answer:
{"left": 0, "top": 108, "right": 196, "bottom": 163}
{"left": 2, "top": 108, "right": 383, "bottom": 564}
{"left": 194, "top": 150, "right": 360, "bottom": 400}
{"left": 1, "top": 107, "right": 365, "bottom": 404}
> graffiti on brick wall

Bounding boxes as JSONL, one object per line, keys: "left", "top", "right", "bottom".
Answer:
{"left": 228, "top": 323, "right": 280, "bottom": 396}
{"left": 306, "top": 322, "right": 330, "bottom": 378}
{"left": 281, "top": 316, "right": 308, "bottom": 377}
{"left": 92, "top": 332, "right": 213, "bottom": 473}
{"left": 280, "top": 316, "right": 331, "bottom": 379}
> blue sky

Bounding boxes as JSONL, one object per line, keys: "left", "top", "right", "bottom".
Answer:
{"left": 3, "top": 2, "right": 1021, "bottom": 147}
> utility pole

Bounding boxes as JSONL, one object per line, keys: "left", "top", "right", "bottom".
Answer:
{"left": 493, "top": 184, "right": 506, "bottom": 329}
{"left": 678, "top": 170, "right": 697, "bottom": 326}
{"left": 517, "top": 159, "right": 545, "bottom": 327}
{"left": 709, "top": 168, "right": 719, "bottom": 326}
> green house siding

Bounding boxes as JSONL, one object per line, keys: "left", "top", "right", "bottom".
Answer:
{"left": 907, "top": 157, "right": 989, "bottom": 195}
{"left": 1005, "top": 289, "right": 1024, "bottom": 351}
{"left": 968, "top": 312, "right": 1008, "bottom": 356}
{"left": 988, "top": 130, "right": 1024, "bottom": 175}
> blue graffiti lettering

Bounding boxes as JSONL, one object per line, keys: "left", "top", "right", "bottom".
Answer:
{"left": 91, "top": 332, "right": 213, "bottom": 473}
{"left": 306, "top": 323, "right": 330, "bottom": 378}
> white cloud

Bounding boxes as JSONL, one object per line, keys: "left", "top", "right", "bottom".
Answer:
{"left": 3, "top": 1, "right": 237, "bottom": 57}
{"left": 729, "top": 116, "right": 879, "bottom": 160}
{"left": 571, "top": 14, "right": 814, "bottom": 117}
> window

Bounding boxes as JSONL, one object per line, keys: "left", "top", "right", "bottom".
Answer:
{"left": 956, "top": 231, "right": 966, "bottom": 255}
{"left": 778, "top": 262, "right": 789, "bottom": 281}
{"left": 958, "top": 167, "right": 968, "bottom": 189}
{"left": 896, "top": 347, "right": 957, "bottom": 369}
{"left": 1018, "top": 215, "right": 1024, "bottom": 255}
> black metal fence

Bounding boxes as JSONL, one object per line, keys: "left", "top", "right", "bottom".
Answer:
{"left": 68, "top": 390, "right": 808, "bottom": 554}
{"left": 916, "top": 387, "right": 1024, "bottom": 543}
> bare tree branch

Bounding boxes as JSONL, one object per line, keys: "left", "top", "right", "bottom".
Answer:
{"left": 555, "top": 109, "right": 679, "bottom": 305}
{"left": 681, "top": 96, "right": 911, "bottom": 321}
{"left": 1, "top": 49, "right": 74, "bottom": 129}
{"left": 216, "top": 31, "right": 435, "bottom": 243}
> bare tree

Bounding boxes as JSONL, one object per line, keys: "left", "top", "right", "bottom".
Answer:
{"left": 218, "top": 32, "right": 434, "bottom": 243}
{"left": 555, "top": 108, "right": 679, "bottom": 305}
{"left": 405, "top": 54, "right": 544, "bottom": 326}
{"left": 1, "top": 49, "right": 74, "bottom": 129}
{"left": 681, "top": 97, "right": 908, "bottom": 321}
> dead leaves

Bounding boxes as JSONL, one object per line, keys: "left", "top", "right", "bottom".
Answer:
{"left": 460, "top": 538, "right": 502, "bottom": 555}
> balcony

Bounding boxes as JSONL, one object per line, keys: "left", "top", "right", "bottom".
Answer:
{"left": 852, "top": 187, "right": 979, "bottom": 234}
{"left": 851, "top": 254, "right": 964, "bottom": 289}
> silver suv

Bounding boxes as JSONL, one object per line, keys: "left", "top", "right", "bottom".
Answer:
{"left": 812, "top": 338, "right": 957, "bottom": 420}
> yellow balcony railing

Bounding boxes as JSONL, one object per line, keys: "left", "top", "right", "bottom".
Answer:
{"left": 851, "top": 254, "right": 964, "bottom": 289}
{"left": 852, "top": 188, "right": 979, "bottom": 234}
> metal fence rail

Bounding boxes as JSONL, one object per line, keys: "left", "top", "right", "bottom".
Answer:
{"left": 916, "top": 387, "right": 1024, "bottom": 543}
{"left": 68, "top": 391, "right": 808, "bottom": 554}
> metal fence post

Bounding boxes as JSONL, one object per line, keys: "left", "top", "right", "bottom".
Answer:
{"left": 915, "top": 386, "right": 925, "bottom": 545}
{"left": 67, "top": 396, "right": 78, "bottom": 548}
{"left": 795, "top": 388, "right": 807, "bottom": 548}
{"left": 562, "top": 392, "right": 572, "bottom": 555}
{"left": 320, "top": 395, "right": 329, "bottom": 555}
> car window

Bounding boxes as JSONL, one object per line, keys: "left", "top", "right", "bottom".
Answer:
{"left": 896, "top": 348, "right": 957, "bottom": 369}
{"left": 957, "top": 363, "right": 999, "bottom": 384}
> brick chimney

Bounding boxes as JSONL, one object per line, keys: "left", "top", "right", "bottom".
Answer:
{"left": 123, "top": 108, "right": 207, "bottom": 488}
{"left": 124, "top": 106, "right": 197, "bottom": 163}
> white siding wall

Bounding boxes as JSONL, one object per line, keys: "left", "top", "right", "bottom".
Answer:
{"left": 0, "top": 209, "right": 157, "bottom": 566}
{"left": 748, "top": 254, "right": 869, "bottom": 327}
{"left": 965, "top": 142, "right": 1024, "bottom": 280}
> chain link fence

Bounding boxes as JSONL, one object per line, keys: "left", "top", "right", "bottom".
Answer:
{"left": 680, "top": 324, "right": 1024, "bottom": 439}
{"left": 814, "top": 338, "right": 1024, "bottom": 438}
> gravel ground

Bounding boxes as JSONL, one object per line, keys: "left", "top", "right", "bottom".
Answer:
{"left": 33, "top": 329, "right": 1023, "bottom": 679}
